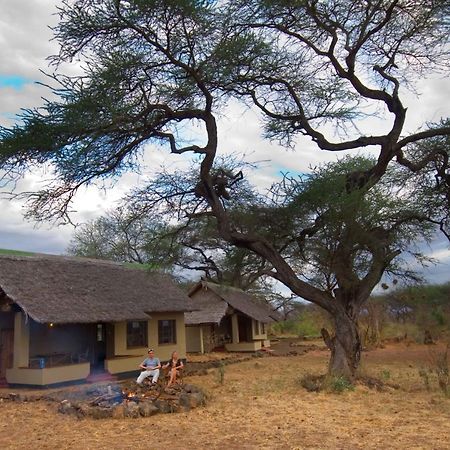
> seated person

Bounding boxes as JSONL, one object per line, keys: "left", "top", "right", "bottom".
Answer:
{"left": 136, "top": 349, "right": 161, "bottom": 385}
{"left": 162, "top": 351, "right": 184, "bottom": 387}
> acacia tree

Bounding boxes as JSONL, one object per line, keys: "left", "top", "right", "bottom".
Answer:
{"left": 68, "top": 169, "right": 273, "bottom": 291}
{"left": 133, "top": 154, "right": 438, "bottom": 373}
{"left": 0, "top": 0, "right": 449, "bottom": 378}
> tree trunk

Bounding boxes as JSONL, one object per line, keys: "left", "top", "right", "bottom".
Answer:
{"left": 322, "top": 310, "right": 361, "bottom": 380}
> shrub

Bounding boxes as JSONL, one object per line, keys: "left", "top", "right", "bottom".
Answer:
{"left": 430, "top": 345, "right": 450, "bottom": 397}
{"left": 324, "top": 375, "right": 355, "bottom": 393}
{"left": 298, "top": 373, "right": 324, "bottom": 392}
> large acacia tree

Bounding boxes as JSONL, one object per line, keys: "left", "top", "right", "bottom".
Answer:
{"left": 0, "top": 0, "right": 449, "bottom": 377}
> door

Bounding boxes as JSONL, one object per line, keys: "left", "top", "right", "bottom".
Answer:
{"left": 238, "top": 315, "right": 250, "bottom": 342}
{"left": 0, "top": 329, "right": 14, "bottom": 378}
{"left": 93, "top": 323, "right": 107, "bottom": 369}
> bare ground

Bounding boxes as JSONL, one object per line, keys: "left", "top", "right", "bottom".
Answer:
{"left": 1, "top": 342, "right": 450, "bottom": 450}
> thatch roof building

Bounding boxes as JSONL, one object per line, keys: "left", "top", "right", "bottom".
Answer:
{"left": 186, "top": 281, "right": 275, "bottom": 325}
{"left": 0, "top": 254, "right": 193, "bottom": 324}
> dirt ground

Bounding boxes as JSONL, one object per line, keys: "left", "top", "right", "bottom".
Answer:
{"left": 1, "top": 342, "right": 450, "bottom": 450}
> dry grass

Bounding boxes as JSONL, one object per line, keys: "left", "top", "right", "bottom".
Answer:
{"left": 1, "top": 343, "right": 450, "bottom": 449}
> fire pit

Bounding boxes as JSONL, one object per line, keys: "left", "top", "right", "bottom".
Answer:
{"left": 57, "top": 381, "right": 206, "bottom": 419}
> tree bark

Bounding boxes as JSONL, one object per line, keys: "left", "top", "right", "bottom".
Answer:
{"left": 322, "top": 310, "right": 361, "bottom": 380}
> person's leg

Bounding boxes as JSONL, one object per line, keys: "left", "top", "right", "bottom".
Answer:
{"left": 151, "top": 368, "right": 160, "bottom": 383}
{"left": 167, "top": 368, "right": 176, "bottom": 386}
{"left": 136, "top": 370, "right": 151, "bottom": 384}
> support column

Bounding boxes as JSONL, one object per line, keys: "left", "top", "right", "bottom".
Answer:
{"left": 231, "top": 314, "right": 239, "bottom": 344}
{"left": 199, "top": 326, "right": 204, "bottom": 354}
{"left": 13, "top": 312, "right": 29, "bottom": 368}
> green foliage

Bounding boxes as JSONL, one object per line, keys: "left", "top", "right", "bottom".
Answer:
{"left": 375, "top": 282, "right": 450, "bottom": 339}
{"left": 271, "top": 305, "right": 325, "bottom": 338}
{"left": 323, "top": 375, "right": 355, "bottom": 394}
{"left": 0, "top": 248, "right": 36, "bottom": 256}
{"left": 272, "top": 315, "right": 321, "bottom": 339}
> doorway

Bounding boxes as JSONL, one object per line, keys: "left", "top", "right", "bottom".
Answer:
{"left": 0, "top": 329, "right": 14, "bottom": 379}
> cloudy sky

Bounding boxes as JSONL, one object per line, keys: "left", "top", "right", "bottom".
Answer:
{"left": 0, "top": 0, "right": 449, "bottom": 284}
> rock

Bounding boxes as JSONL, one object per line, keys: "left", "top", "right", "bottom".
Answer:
{"left": 111, "top": 404, "right": 125, "bottom": 419}
{"left": 179, "top": 392, "right": 205, "bottom": 410}
{"left": 76, "top": 404, "right": 90, "bottom": 418}
{"left": 178, "top": 393, "right": 191, "bottom": 411}
{"left": 183, "top": 383, "right": 201, "bottom": 394}
{"left": 139, "top": 402, "right": 159, "bottom": 417}
{"left": 125, "top": 402, "right": 140, "bottom": 418}
{"left": 58, "top": 400, "right": 75, "bottom": 415}
{"left": 154, "top": 399, "right": 173, "bottom": 414}
{"left": 90, "top": 406, "right": 113, "bottom": 419}
{"left": 189, "top": 392, "right": 205, "bottom": 408}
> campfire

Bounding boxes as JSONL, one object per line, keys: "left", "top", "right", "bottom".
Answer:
{"left": 57, "top": 380, "right": 206, "bottom": 419}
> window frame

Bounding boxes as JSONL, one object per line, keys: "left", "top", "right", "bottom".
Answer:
{"left": 158, "top": 319, "right": 177, "bottom": 345}
{"left": 126, "top": 321, "right": 148, "bottom": 348}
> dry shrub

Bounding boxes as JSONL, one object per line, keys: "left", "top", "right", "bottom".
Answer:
{"left": 429, "top": 344, "right": 450, "bottom": 396}
{"left": 298, "top": 373, "right": 324, "bottom": 392}
{"left": 298, "top": 373, "right": 354, "bottom": 393}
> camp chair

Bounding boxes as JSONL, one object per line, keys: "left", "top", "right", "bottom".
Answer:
{"left": 163, "top": 363, "right": 184, "bottom": 387}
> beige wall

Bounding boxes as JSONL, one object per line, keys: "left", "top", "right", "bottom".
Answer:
{"left": 6, "top": 362, "right": 90, "bottom": 386}
{"left": 225, "top": 341, "right": 262, "bottom": 352}
{"left": 5, "top": 311, "right": 187, "bottom": 385}
{"left": 251, "top": 319, "right": 268, "bottom": 341}
{"left": 105, "top": 355, "right": 143, "bottom": 375}
{"left": 111, "top": 312, "right": 186, "bottom": 366}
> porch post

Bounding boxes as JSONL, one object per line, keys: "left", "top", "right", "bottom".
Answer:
{"left": 231, "top": 314, "right": 239, "bottom": 344}
{"left": 13, "top": 312, "right": 29, "bottom": 368}
{"left": 199, "top": 326, "right": 204, "bottom": 354}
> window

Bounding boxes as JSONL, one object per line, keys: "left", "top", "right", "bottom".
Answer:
{"left": 158, "top": 319, "right": 177, "bottom": 344}
{"left": 254, "top": 320, "right": 263, "bottom": 335}
{"left": 262, "top": 323, "right": 266, "bottom": 334}
{"left": 97, "top": 323, "right": 104, "bottom": 342}
{"left": 127, "top": 321, "right": 148, "bottom": 348}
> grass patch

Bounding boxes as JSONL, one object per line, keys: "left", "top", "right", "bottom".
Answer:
{"left": 0, "top": 248, "right": 36, "bottom": 256}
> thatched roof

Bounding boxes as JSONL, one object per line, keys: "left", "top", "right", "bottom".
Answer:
{"left": 0, "top": 254, "right": 193, "bottom": 324}
{"left": 185, "top": 281, "right": 275, "bottom": 325}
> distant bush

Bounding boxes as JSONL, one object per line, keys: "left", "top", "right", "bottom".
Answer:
{"left": 381, "top": 322, "right": 423, "bottom": 343}
{"left": 272, "top": 311, "right": 323, "bottom": 338}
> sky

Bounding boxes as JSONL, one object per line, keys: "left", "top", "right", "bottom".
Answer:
{"left": 0, "top": 0, "right": 449, "bottom": 285}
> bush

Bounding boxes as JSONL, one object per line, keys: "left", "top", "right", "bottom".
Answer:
{"left": 272, "top": 312, "right": 322, "bottom": 338}
{"left": 430, "top": 345, "right": 449, "bottom": 397}
{"left": 381, "top": 322, "right": 422, "bottom": 343}
{"left": 299, "top": 373, "right": 324, "bottom": 392}
{"left": 324, "top": 375, "right": 355, "bottom": 394}
{"left": 298, "top": 373, "right": 354, "bottom": 393}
